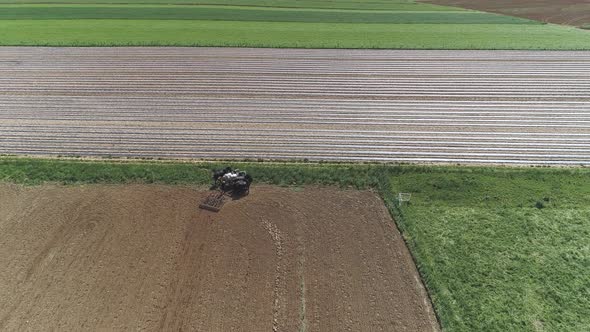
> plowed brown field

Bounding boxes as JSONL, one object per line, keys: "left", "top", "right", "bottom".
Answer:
{"left": 0, "top": 184, "right": 439, "bottom": 331}
{"left": 422, "top": 0, "right": 590, "bottom": 27}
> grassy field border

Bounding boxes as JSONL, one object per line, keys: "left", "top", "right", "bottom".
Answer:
{"left": 3, "top": 155, "right": 587, "bottom": 186}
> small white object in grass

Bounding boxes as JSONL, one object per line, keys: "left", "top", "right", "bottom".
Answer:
{"left": 398, "top": 193, "right": 411, "bottom": 205}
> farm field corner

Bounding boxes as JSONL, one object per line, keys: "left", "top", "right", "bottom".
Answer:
{"left": 1, "top": 157, "right": 589, "bottom": 331}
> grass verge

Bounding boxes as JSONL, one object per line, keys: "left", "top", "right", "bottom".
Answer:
{"left": 1, "top": 156, "right": 589, "bottom": 331}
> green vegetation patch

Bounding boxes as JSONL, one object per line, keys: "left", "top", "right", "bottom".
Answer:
{"left": 0, "top": 157, "right": 381, "bottom": 187}
{"left": 0, "top": 5, "right": 537, "bottom": 24}
{"left": 1, "top": 157, "right": 589, "bottom": 331}
{"left": 1, "top": 20, "right": 588, "bottom": 49}
{"left": 0, "top": 0, "right": 433, "bottom": 11}
{"left": 388, "top": 169, "right": 590, "bottom": 331}
{"left": 0, "top": 0, "right": 588, "bottom": 49}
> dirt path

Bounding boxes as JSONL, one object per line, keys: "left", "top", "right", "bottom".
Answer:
{"left": 0, "top": 184, "right": 439, "bottom": 331}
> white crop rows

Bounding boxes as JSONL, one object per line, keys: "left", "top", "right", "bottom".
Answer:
{"left": 1, "top": 47, "right": 589, "bottom": 165}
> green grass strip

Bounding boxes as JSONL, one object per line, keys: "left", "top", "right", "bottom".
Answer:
{"left": 0, "top": 0, "right": 430, "bottom": 11}
{"left": 0, "top": 5, "right": 535, "bottom": 24}
{"left": 1, "top": 20, "right": 589, "bottom": 49}
{"left": 0, "top": 3, "right": 464, "bottom": 12}
{"left": 0, "top": 157, "right": 383, "bottom": 187}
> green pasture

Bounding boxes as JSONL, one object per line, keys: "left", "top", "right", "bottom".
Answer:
{"left": 1, "top": 157, "right": 589, "bottom": 331}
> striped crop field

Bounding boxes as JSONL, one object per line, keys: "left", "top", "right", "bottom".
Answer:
{"left": 0, "top": 5, "right": 535, "bottom": 24}
{"left": 1, "top": 47, "right": 589, "bottom": 165}
{"left": 0, "top": 0, "right": 589, "bottom": 48}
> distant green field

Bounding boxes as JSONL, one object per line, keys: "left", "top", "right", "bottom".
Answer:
{"left": 0, "top": 0, "right": 427, "bottom": 11}
{"left": 1, "top": 20, "right": 589, "bottom": 49}
{"left": 0, "top": 5, "right": 537, "bottom": 24}
{"left": 0, "top": 0, "right": 588, "bottom": 49}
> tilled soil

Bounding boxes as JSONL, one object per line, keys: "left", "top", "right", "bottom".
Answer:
{"left": 0, "top": 184, "right": 439, "bottom": 332}
{"left": 423, "top": 0, "right": 590, "bottom": 27}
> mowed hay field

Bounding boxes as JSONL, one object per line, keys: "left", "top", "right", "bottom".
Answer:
{"left": 0, "top": 184, "right": 439, "bottom": 331}
{"left": 0, "top": 0, "right": 589, "bottom": 48}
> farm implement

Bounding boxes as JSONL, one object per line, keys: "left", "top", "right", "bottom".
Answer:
{"left": 199, "top": 167, "right": 252, "bottom": 212}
